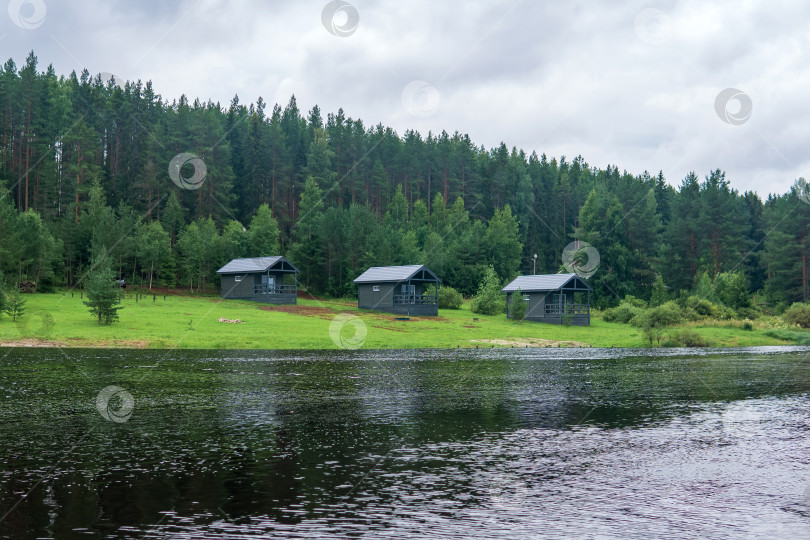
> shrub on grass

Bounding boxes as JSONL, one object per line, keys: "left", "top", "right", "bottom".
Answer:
{"left": 630, "top": 301, "right": 685, "bottom": 346}
{"left": 682, "top": 307, "right": 701, "bottom": 321}
{"left": 603, "top": 297, "right": 646, "bottom": 324}
{"left": 437, "top": 286, "right": 463, "bottom": 310}
{"left": 717, "top": 305, "right": 738, "bottom": 320}
{"left": 686, "top": 296, "right": 719, "bottom": 318}
{"left": 783, "top": 303, "right": 810, "bottom": 328}
{"left": 621, "top": 295, "right": 647, "bottom": 308}
{"left": 714, "top": 271, "right": 751, "bottom": 310}
{"left": 664, "top": 329, "right": 713, "bottom": 347}
{"left": 736, "top": 306, "right": 760, "bottom": 320}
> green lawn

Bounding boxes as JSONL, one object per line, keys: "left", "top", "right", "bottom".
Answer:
{"left": 0, "top": 289, "right": 793, "bottom": 349}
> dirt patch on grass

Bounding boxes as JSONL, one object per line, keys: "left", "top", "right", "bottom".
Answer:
{"left": 0, "top": 338, "right": 151, "bottom": 349}
{"left": 0, "top": 338, "right": 68, "bottom": 347}
{"left": 259, "top": 304, "right": 339, "bottom": 320}
{"left": 470, "top": 338, "right": 590, "bottom": 348}
{"left": 370, "top": 325, "right": 407, "bottom": 332}
{"left": 98, "top": 340, "right": 150, "bottom": 348}
{"left": 259, "top": 304, "right": 435, "bottom": 325}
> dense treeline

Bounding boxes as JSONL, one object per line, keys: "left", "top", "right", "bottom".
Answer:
{"left": 1, "top": 52, "right": 809, "bottom": 309}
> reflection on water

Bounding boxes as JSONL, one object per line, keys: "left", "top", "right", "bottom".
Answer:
{"left": 1, "top": 346, "right": 810, "bottom": 538}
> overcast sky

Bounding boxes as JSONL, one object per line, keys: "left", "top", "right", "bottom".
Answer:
{"left": 3, "top": 0, "right": 808, "bottom": 197}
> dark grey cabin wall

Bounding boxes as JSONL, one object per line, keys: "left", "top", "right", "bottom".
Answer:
{"left": 506, "top": 291, "right": 546, "bottom": 320}
{"left": 357, "top": 282, "right": 438, "bottom": 316}
{"left": 220, "top": 272, "right": 296, "bottom": 304}
{"left": 507, "top": 290, "right": 589, "bottom": 325}
{"left": 389, "top": 303, "right": 437, "bottom": 316}
{"left": 358, "top": 283, "right": 395, "bottom": 310}
{"left": 525, "top": 292, "right": 546, "bottom": 320}
{"left": 220, "top": 274, "right": 255, "bottom": 299}
{"left": 542, "top": 315, "right": 590, "bottom": 326}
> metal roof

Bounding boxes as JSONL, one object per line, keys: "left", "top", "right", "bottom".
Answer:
{"left": 501, "top": 273, "right": 591, "bottom": 293}
{"left": 216, "top": 256, "right": 299, "bottom": 274}
{"left": 353, "top": 265, "right": 440, "bottom": 283}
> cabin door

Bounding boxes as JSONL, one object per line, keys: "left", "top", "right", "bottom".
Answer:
{"left": 264, "top": 274, "right": 274, "bottom": 293}
{"left": 401, "top": 284, "right": 415, "bottom": 303}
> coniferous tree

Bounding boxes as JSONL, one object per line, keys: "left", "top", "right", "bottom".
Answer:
{"left": 2, "top": 51, "right": 810, "bottom": 307}
{"left": 3, "top": 290, "right": 25, "bottom": 321}
{"left": 248, "top": 204, "right": 280, "bottom": 256}
{"left": 510, "top": 288, "right": 528, "bottom": 321}
{"left": 83, "top": 250, "right": 122, "bottom": 324}
{"left": 649, "top": 275, "right": 669, "bottom": 307}
{"left": 470, "top": 266, "right": 505, "bottom": 315}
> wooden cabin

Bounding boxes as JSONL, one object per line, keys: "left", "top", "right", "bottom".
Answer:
{"left": 502, "top": 273, "right": 592, "bottom": 325}
{"left": 216, "top": 256, "right": 299, "bottom": 304}
{"left": 353, "top": 265, "right": 440, "bottom": 316}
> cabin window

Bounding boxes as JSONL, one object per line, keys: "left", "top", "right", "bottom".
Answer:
{"left": 373, "top": 285, "right": 380, "bottom": 292}
{"left": 234, "top": 275, "right": 242, "bottom": 282}
{"left": 401, "top": 284, "right": 415, "bottom": 294}
{"left": 523, "top": 294, "right": 530, "bottom": 301}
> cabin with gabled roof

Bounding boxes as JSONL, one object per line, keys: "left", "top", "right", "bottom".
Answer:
{"left": 353, "top": 265, "right": 441, "bottom": 316}
{"left": 502, "top": 273, "right": 592, "bottom": 325}
{"left": 216, "top": 256, "right": 299, "bottom": 304}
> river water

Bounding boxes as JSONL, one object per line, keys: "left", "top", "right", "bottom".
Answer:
{"left": 1, "top": 346, "right": 809, "bottom": 539}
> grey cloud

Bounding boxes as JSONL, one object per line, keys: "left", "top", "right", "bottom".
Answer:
{"left": 3, "top": 0, "right": 808, "bottom": 196}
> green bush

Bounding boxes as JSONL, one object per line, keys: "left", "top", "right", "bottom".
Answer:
{"left": 682, "top": 307, "right": 701, "bottom": 321}
{"left": 714, "top": 271, "right": 750, "bottom": 310}
{"left": 630, "top": 301, "right": 685, "bottom": 346}
{"left": 664, "top": 329, "right": 713, "bottom": 347}
{"left": 603, "top": 301, "right": 644, "bottom": 324}
{"left": 437, "top": 286, "right": 463, "bottom": 309}
{"left": 717, "top": 305, "right": 737, "bottom": 320}
{"left": 470, "top": 266, "right": 505, "bottom": 316}
{"left": 693, "top": 271, "right": 714, "bottom": 301}
{"left": 742, "top": 321, "right": 754, "bottom": 331}
{"left": 510, "top": 288, "right": 528, "bottom": 321}
{"left": 783, "top": 303, "right": 810, "bottom": 328}
{"left": 622, "top": 295, "right": 647, "bottom": 308}
{"left": 736, "top": 306, "right": 760, "bottom": 320}
{"left": 632, "top": 301, "right": 684, "bottom": 327}
{"left": 686, "top": 296, "right": 719, "bottom": 318}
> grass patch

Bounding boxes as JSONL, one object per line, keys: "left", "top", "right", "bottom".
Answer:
{"left": 764, "top": 329, "right": 810, "bottom": 345}
{"left": 0, "top": 289, "right": 793, "bottom": 349}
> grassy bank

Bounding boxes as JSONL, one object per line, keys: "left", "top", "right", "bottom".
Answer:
{"left": 0, "top": 289, "right": 795, "bottom": 349}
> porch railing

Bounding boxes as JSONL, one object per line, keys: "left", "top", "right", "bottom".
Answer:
{"left": 253, "top": 284, "right": 297, "bottom": 295}
{"left": 393, "top": 294, "right": 438, "bottom": 305}
{"left": 545, "top": 303, "right": 589, "bottom": 315}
